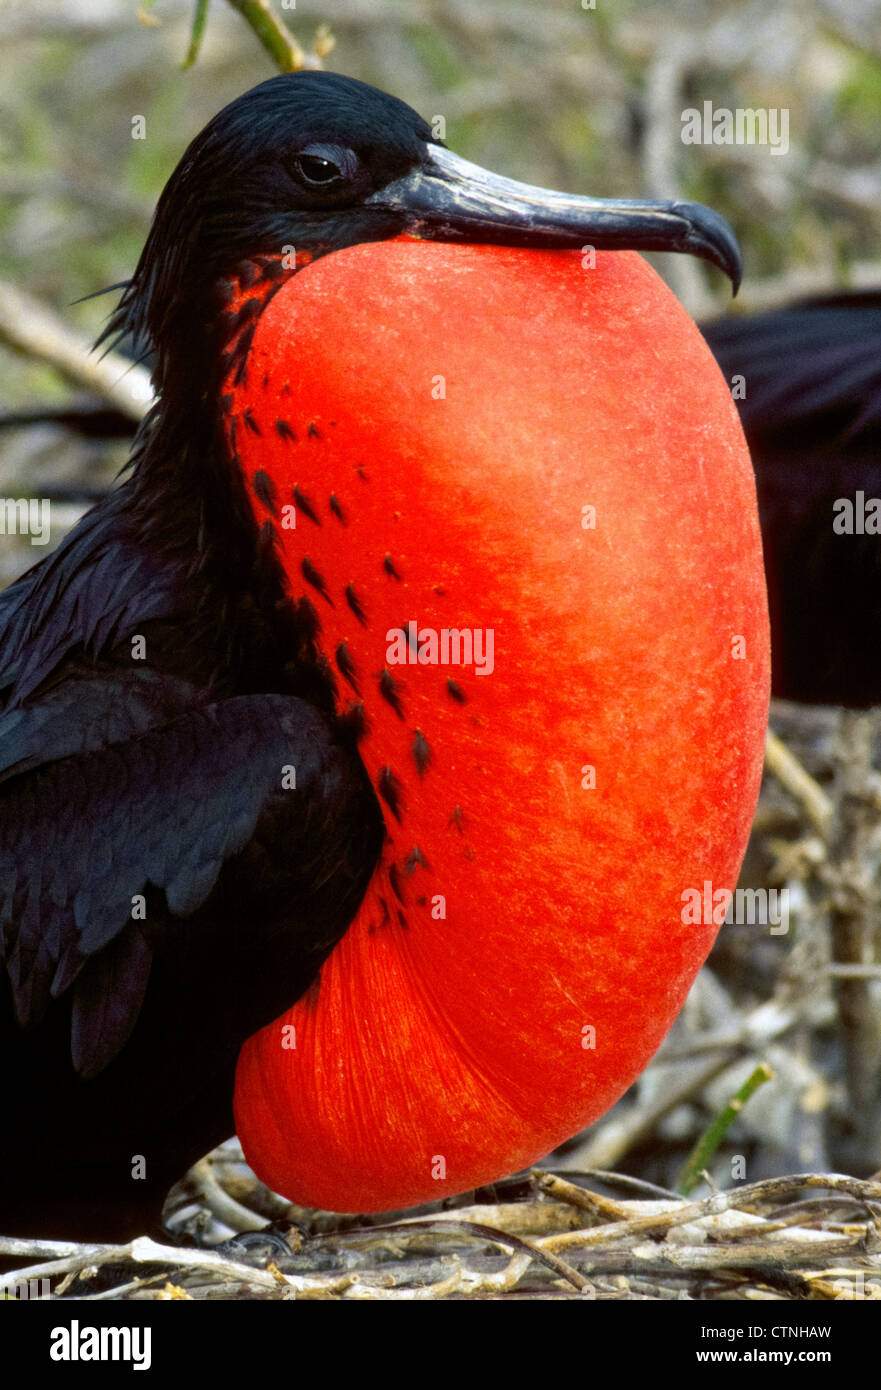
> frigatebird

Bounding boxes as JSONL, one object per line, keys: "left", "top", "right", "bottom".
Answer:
{"left": 703, "top": 290, "right": 881, "bottom": 707}
{"left": 0, "top": 71, "right": 745, "bottom": 1239}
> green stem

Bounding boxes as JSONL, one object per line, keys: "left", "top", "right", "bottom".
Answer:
{"left": 182, "top": 0, "right": 212, "bottom": 69}
{"left": 676, "top": 1062, "right": 774, "bottom": 1196}
{"left": 225, "top": 0, "right": 306, "bottom": 73}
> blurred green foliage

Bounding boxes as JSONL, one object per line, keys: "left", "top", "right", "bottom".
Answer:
{"left": 1, "top": 0, "right": 880, "bottom": 402}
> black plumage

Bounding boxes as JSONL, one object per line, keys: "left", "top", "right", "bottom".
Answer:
{"left": 0, "top": 421, "right": 384, "bottom": 1236}
{"left": 0, "top": 73, "right": 428, "bottom": 1237}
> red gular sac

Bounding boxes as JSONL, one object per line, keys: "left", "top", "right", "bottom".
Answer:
{"left": 225, "top": 237, "right": 769, "bottom": 1214}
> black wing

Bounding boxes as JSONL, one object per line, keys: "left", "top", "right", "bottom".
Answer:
{"left": 0, "top": 484, "right": 383, "bottom": 1235}
{"left": 0, "top": 676, "right": 379, "bottom": 1079}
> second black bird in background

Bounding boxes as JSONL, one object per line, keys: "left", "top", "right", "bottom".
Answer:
{"left": 702, "top": 290, "right": 881, "bottom": 708}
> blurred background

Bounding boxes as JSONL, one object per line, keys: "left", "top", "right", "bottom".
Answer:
{"left": 1, "top": 0, "right": 880, "bottom": 1216}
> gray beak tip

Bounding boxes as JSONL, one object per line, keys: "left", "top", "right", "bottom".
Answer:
{"left": 672, "top": 200, "right": 742, "bottom": 295}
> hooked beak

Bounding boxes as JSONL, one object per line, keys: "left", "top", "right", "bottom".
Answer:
{"left": 367, "top": 146, "right": 742, "bottom": 294}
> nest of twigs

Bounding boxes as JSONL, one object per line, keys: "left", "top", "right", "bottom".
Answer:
{"left": 2, "top": 1155, "right": 880, "bottom": 1300}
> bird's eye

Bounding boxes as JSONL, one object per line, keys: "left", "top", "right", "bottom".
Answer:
{"left": 297, "top": 154, "right": 340, "bottom": 184}
{"left": 291, "top": 143, "right": 357, "bottom": 190}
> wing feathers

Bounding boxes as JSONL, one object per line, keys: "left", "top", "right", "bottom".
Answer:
{"left": 1, "top": 690, "right": 362, "bottom": 1076}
